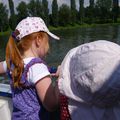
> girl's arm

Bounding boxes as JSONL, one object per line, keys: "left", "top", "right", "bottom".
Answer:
{"left": 35, "top": 76, "right": 59, "bottom": 112}
{"left": 0, "top": 61, "right": 6, "bottom": 74}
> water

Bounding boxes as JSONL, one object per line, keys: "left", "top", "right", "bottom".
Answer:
{"left": 46, "top": 24, "right": 120, "bottom": 65}
{"left": 0, "top": 24, "right": 120, "bottom": 83}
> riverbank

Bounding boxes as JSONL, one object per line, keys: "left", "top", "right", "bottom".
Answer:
{"left": 49, "top": 22, "right": 120, "bottom": 30}
{"left": 0, "top": 22, "right": 120, "bottom": 36}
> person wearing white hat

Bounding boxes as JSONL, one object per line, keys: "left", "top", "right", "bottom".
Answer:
{"left": 58, "top": 40, "right": 120, "bottom": 120}
{"left": 0, "top": 17, "right": 60, "bottom": 120}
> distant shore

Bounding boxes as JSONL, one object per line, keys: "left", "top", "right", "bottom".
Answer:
{"left": 0, "top": 22, "right": 120, "bottom": 36}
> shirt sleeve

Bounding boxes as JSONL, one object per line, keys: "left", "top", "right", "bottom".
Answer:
{"left": 3, "top": 61, "right": 7, "bottom": 72}
{"left": 27, "top": 63, "right": 50, "bottom": 84}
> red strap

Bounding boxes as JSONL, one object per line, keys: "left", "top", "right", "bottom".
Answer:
{"left": 60, "top": 94, "right": 71, "bottom": 120}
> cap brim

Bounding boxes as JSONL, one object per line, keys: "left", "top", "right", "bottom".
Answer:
{"left": 47, "top": 31, "right": 60, "bottom": 40}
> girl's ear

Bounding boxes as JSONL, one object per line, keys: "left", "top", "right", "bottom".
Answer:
{"left": 35, "top": 37, "right": 41, "bottom": 48}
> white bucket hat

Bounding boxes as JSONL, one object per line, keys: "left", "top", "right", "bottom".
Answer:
{"left": 58, "top": 40, "right": 120, "bottom": 107}
{"left": 15, "top": 17, "right": 60, "bottom": 40}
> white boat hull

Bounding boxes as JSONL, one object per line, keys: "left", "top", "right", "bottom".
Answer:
{"left": 0, "top": 84, "right": 12, "bottom": 120}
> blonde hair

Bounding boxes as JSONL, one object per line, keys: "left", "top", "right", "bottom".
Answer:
{"left": 6, "top": 31, "right": 49, "bottom": 88}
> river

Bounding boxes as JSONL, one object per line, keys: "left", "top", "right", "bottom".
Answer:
{"left": 0, "top": 24, "right": 120, "bottom": 83}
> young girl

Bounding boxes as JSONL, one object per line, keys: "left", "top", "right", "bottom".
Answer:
{"left": 0, "top": 17, "right": 60, "bottom": 120}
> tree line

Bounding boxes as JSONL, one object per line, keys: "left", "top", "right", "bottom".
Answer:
{"left": 0, "top": 0, "right": 119, "bottom": 32}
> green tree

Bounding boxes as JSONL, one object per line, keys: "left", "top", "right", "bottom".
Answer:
{"left": 70, "top": 0, "right": 77, "bottom": 25}
{"left": 84, "top": 0, "right": 95, "bottom": 24}
{"left": 96, "top": 0, "right": 112, "bottom": 9}
{"left": 28, "top": 0, "right": 43, "bottom": 17}
{"left": 42, "top": 0, "right": 49, "bottom": 25}
{"left": 71, "top": 0, "right": 76, "bottom": 10}
{"left": 79, "top": 0, "right": 84, "bottom": 24}
{"left": 95, "top": 0, "right": 112, "bottom": 22}
{"left": 36, "top": 0, "right": 43, "bottom": 17}
{"left": 89, "top": 0, "right": 95, "bottom": 17}
{"left": 112, "top": 0, "right": 119, "bottom": 22}
{"left": 9, "top": 14, "right": 17, "bottom": 30}
{"left": 90, "top": 0, "right": 94, "bottom": 8}
{"left": 16, "top": 1, "right": 28, "bottom": 23}
{"left": 51, "top": 0, "right": 59, "bottom": 27}
{"left": 8, "top": 0, "right": 17, "bottom": 30}
{"left": 8, "top": 0, "right": 15, "bottom": 15}
{"left": 0, "top": 3, "right": 9, "bottom": 32}
{"left": 59, "top": 4, "right": 71, "bottom": 26}
{"left": 28, "top": 0, "right": 37, "bottom": 16}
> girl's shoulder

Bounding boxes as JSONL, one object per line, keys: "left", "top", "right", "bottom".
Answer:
{"left": 23, "top": 57, "right": 49, "bottom": 78}
{"left": 23, "top": 57, "right": 50, "bottom": 84}
{"left": 23, "top": 57, "right": 44, "bottom": 66}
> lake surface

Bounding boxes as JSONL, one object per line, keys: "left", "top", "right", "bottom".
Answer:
{"left": 47, "top": 24, "right": 120, "bottom": 66}
{"left": 0, "top": 24, "right": 120, "bottom": 83}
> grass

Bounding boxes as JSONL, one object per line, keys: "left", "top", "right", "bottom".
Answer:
{"left": 0, "top": 29, "right": 12, "bottom": 36}
{"left": 49, "top": 22, "right": 120, "bottom": 31}
{"left": 1, "top": 22, "right": 120, "bottom": 35}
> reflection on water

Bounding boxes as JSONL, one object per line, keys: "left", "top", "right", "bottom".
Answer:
{"left": 0, "top": 25, "right": 120, "bottom": 84}
{"left": 46, "top": 25, "right": 120, "bottom": 66}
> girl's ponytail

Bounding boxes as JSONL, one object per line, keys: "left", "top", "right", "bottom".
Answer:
{"left": 6, "top": 36, "right": 24, "bottom": 88}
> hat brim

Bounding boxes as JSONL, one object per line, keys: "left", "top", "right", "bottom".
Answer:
{"left": 47, "top": 31, "right": 60, "bottom": 40}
